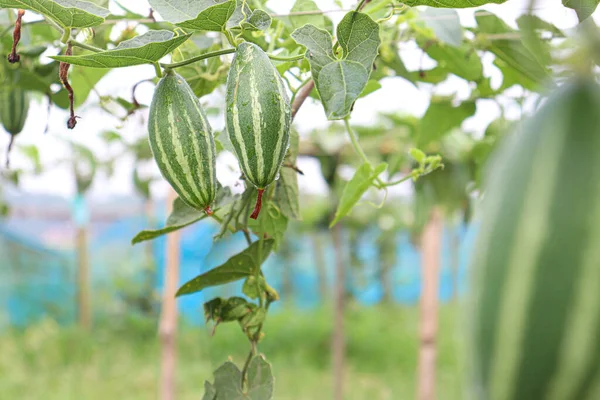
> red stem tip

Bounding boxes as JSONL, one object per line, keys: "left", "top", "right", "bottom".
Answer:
{"left": 250, "top": 189, "right": 265, "bottom": 220}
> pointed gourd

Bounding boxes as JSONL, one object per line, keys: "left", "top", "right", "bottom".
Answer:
{"left": 225, "top": 42, "right": 292, "bottom": 219}
{"left": 148, "top": 70, "right": 217, "bottom": 214}
{"left": 0, "top": 86, "right": 29, "bottom": 168}
{"left": 0, "top": 86, "right": 29, "bottom": 135}
{"left": 469, "top": 78, "right": 600, "bottom": 400}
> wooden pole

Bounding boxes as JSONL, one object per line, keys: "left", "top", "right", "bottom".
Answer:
{"left": 450, "top": 217, "right": 460, "bottom": 301}
{"left": 159, "top": 189, "right": 180, "bottom": 400}
{"left": 417, "top": 208, "right": 443, "bottom": 400}
{"left": 75, "top": 225, "right": 91, "bottom": 330}
{"left": 332, "top": 223, "right": 345, "bottom": 400}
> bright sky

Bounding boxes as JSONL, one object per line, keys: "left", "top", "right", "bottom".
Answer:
{"left": 4, "top": 0, "right": 597, "bottom": 201}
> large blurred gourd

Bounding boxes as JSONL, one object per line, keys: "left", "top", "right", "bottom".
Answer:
{"left": 469, "top": 78, "right": 600, "bottom": 400}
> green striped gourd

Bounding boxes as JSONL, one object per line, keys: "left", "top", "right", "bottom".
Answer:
{"left": 148, "top": 71, "right": 217, "bottom": 214}
{"left": 469, "top": 78, "right": 600, "bottom": 400}
{"left": 225, "top": 42, "right": 291, "bottom": 219}
{"left": 0, "top": 86, "right": 29, "bottom": 135}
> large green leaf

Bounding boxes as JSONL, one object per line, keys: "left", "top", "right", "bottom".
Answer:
{"left": 337, "top": 11, "right": 380, "bottom": 73}
{"left": 291, "top": 11, "right": 380, "bottom": 120}
{"left": 241, "top": 9, "right": 271, "bottom": 31}
{"left": 421, "top": 40, "right": 482, "bottom": 82}
{"left": 50, "top": 30, "right": 191, "bottom": 68}
{"left": 210, "top": 356, "right": 273, "bottom": 400}
{"left": 0, "top": 0, "right": 109, "bottom": 28}
{"left": 516, "top": 15, "right": 561, "bottom": 67}
{"left": 420, "top": 8, "right": 462, "bottom": 47}
{"left": 202, "top": 381, "right": 216, "bottom": 400}
{"left": 563, "top": 0, "right": 599, "bottom": 21}
{"left": 71, "top": 65, "right": 108, "bottom": 107}
{"left": 289, "top": 0, "right": 333, "bottom": 31}
{"left": 402, "top": 0, "right": 506, "bottom": 7}
{"left": 176, "top": 239, "right": 275, "bottom": 297}
{"left": 418, "top": 100, "right": 476, "bottom": 147}
{"left": 475, "top": 11, "right": 549, "bottom": 88}
{"left": 291, "top": 24, "right": 335, "bottom": 80}
{"left": 330, "top": 162, "right": 387, "bottom": 227}
{"left": 318, "top": 60, "right": 369, "bottom": 119}
{"left": 149, "top": 0, "right": 236, "bottom": 32}
{"left": 131, "top": 197, "right": 207, "bottom": 244}
{"left": 274, "top": 131, "right": 300, "bottom": 220}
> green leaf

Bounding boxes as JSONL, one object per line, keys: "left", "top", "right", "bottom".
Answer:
{"left": 420, "top": 8, "right": 462, "bottom": 47}
{"left": 71, "top": 65, "right": 108, "bottom": 107}
{"left": 17, "top": 144, "right": 41, "bottom": 172}
{"left": 100, "top": 131, "right": 122, "bottom": 143}
{"left": 421, "top": 41, "right": 482, "bottom": 82}
{"left": 290, "top": 24, "right": 335, "bottom": 80}
{"left": 202, "top": 381, "right": 217, "bottom": 400}
{"left": 274, "top": 168, "right": 300, "bottom": 220}
{"left": 176, "top": 239, "right": 275, "bottom": 297}
{"left": 0, "top": 0, "right": 109, "bottom": 28}
{"left": 175, "top": 1, "right": 237, "bottom": 32}
{"left": 337, "top": 11, "right": 380, "bottom": 73}
{"left": 274, "top": 130, "right": 300, "bottom": 219}
{"left": 318, "top": 60, "right": 369, "bottom": 119}
{"left": 291, "top": 11, "right": 380, "bottom": 120}
{"left": 475, "top": 11, "right": 549, "bottom": 87}
{"left": 131, "top": 197, "right": 207, "bottom": 244}
{"left": 562, "top": 0, "right": 599, "bottom": 21}
{"left": 204, "top": 297, "right": 255, "bottom": 323}
{"left": 212, "top": 356, "right": 273, "bottom": 400}
{"left": 289, "top": 0, "right": 332, "bottom": 31}
{"left": 242, "top": 276, "right": 262, "bottom": 299}
{"left": 516, "top": 15, "right": 559, "bottom": 67}
{"left": 50, "top": 30, "right": 192, "bottom": 68}
{"left": 248, "top": 202, "right": 288, "bottom": 250}
{"left": 410, "top": 67, "right": 449, "bottom": 84}
{"left": 226, "top": 1, "right": 271, "bottom": 31}
{"left": 401, "top": 0, "right": 506, "bottom": 7}
{"left": 132, "top": 168, "right": 152, "bottom": 200}
{"left": 330, "top": 162, "right": 387, "bottom": 227}
{"left": 409, "top": 148, "right": 426, "bottom": 164}
{"left": 247, "top": 355, "right": 273, "bottom": 400}
{"left": 171, "top": 40, "right": 227, "bottom": 98}
{"left": 242, "top": 9, "right": 271, "bottom": 31}
{"left": 418, "top": 100, "right": 476, "bottom": 147}
{"left": 378, "top": 42, "right": 415, "bottom": 84}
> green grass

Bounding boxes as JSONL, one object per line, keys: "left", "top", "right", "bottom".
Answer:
{"left": 0, "top": 304, "right": 464, "bottom": 399}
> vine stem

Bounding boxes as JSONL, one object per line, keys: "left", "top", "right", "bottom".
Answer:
{"left": 382, "top": 173, "right": 414, "bottom": 187}
{"left": 69, "top": 40, "right": 103, "bottom": 53}
{"left": 355, "top": 0, "right": 368, "bottom": 11}
{"left": 60, "top": 27, "right": 71, "bottom": 44}
{"left": 268, "top": 53, "right": 305, "bottom": 62}
{"left": 223, "top": 30, "right": 237, "bottom": 47}
{"left": 241, "top": 341, "right": 257, "bottom": 387}
{"left": 66, "top": 40, "right": 303, "bottom": 70}
{"left": 291, "top": 80, "right": 315, "bottom": 120}
{"left": 344, "top": 117, "right": 386, "bottom": 187}
{"left": 343, "top": 117, "right": 371, "bottom": 166}
{"left": 162, "top": 48, "right": 236, "bottom": 69}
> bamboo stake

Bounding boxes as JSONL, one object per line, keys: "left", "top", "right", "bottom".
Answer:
{"left": 159, "top": 189, "right": 180, "bottom": 400}
{"left": 417, "top": 208, "right": 443, "bottom": 400}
